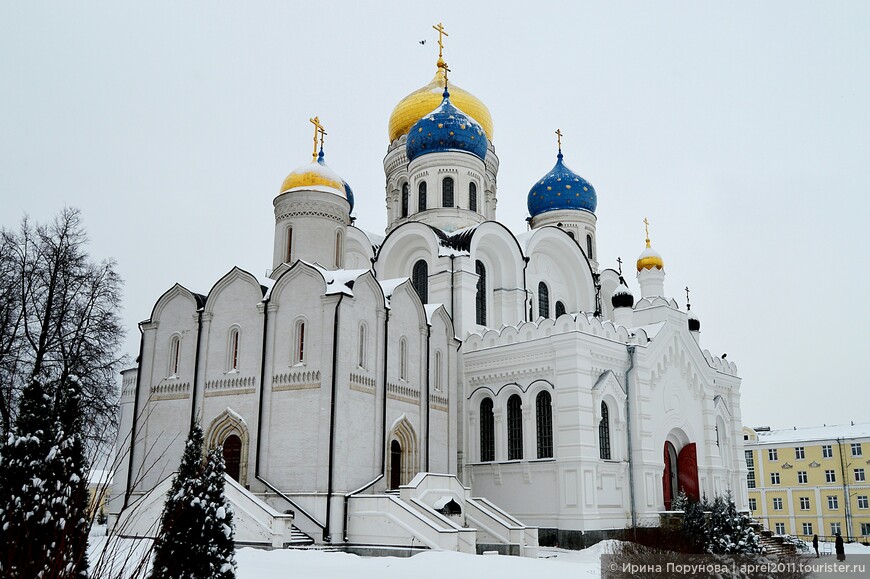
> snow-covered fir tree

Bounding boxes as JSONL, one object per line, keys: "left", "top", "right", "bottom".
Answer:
{"left": 0, "top": 374, "right": 90, "bottom": 578}
{"left": 51, "top": 374, "right": 91, "bottom": 578}
{"left": 707, "top": 490, "right": 761, "bottom": 555}
{"left": 200, "top": 447, "right": 236, "bottom": 579}
{"left": 149, "top": 425, "right": 236, "bottom": 579}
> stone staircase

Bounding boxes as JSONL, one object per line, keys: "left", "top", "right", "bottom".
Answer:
{"left": 288, "top": 524, "right": 315, "bottom": 547}
{"left": 750, "top": 520, "right": 797, "bottom": 555}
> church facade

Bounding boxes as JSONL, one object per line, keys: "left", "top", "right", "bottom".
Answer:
{"left": 109, "top": 35, "right": 748, "bottom": 551}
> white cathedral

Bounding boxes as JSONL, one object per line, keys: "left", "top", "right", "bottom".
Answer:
{"left": 109, "top": 34, "right": 748, "bottom": 555}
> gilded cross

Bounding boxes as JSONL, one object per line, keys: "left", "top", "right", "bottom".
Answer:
{"left": 433, "top": 22, "right": 449, "bottom": 59}
{"left": 555, "top": 129, "right": 563, "bottom": 151}
{"left": 309, "top": 116, "right": 324, "bottom": 161}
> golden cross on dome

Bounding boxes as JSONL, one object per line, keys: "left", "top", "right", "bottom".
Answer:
{"left": 433, "top": 22, "right": 449, "bottom": 59}
{"left": 643, "top": 217, "right": 651, "bottom": 247}
{"left": 309, "top": 116, "right": 324, "bottom": 161}
{"left": 555, "top": 129, "right": 563, "bottom": 151}
{"left": 318, "top": 124, "right": 327, "bottom": 152}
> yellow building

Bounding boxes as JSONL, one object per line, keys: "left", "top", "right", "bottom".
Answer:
{"left": 743, "top": 423, "right": 870, "bottom": 543}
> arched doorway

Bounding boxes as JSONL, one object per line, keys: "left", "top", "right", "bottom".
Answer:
{"left": 223, "top": 434, "right": 242, "bottom": 482}
{"left": 390, "top": 440, "right": 402, "bottom": 489}
{"left": 663, "top": 439, "right": 700, "bottom": 509}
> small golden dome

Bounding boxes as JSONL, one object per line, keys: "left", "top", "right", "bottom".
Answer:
{"left": 637, "top": 241, "right": 665, "bottom": 271}
{"left": 388, "top": 66, "right": 493, "bottom": 143}
{"left": 280, "top": 158, "right": 346, "bottom": 196}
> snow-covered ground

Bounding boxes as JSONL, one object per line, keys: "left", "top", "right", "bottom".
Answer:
{"left": 88, "top": 528, "right": 870, "bottom": 579}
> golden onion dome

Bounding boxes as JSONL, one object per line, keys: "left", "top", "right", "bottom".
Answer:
{"left": 637, "top": 241, "right": 665, "bottom": 271}
{"left": 280, "top": 155, "right": 347, "bottom": 198}
{"left": 388, "top": 63, "right": 493, "bottom": 143}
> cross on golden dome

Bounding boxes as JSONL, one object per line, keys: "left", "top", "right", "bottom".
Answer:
{"left": 644, "top": 217, "right": 651, "bottom": 247}
{"left": 433, "top": 22, "right": 449, "bottom": 60}
{"left": 309, "top": 116, "right": 324, "bottom": 161}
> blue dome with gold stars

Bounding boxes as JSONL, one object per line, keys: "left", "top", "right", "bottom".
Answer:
{"left": 527, "top": 150, "right": 597, "bottom": 217}
{"left": 407, "top": 88, "right": 488, "bottom": 163}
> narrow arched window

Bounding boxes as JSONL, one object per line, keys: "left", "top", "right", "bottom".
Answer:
{"left": 442, "top": 177, "right": 454, "bottom": 207}
{"left": 412, "top": 260, "right": 428, "bottom": 303}
{"left": 538, "top": 282, "right": 550, "bottom": 318}
{"left": 286, "top": 226, "right": 293, "bottom": 262}
{"left": 586, "top": 234, "right": 594, "bottom": 260}
{"left": 599, "top": 401, "right": 611, "bottom": 460}
{"left": 335, "top": 230, "right": 343, "bottom": 268}
{"left": 169, "top": 335, "right": 181, "bottom": 376}
{"left": 555, "top": 301, "right": 566, "bottom": 317}
{"left": 507, "top": 394, "right": 523, "bottom": 460}
{"left": 434, "top": 351, "right": 442, "bottom": 391}
{"left": 401, "top": 183, "right": 409, "bottom": 218}
{"left": 469, "top": 182, "right": 477, "bottom": 211}
{"left": 536, "top": 391, "right": 553, "bottom": 459}
{"left": 475, "top": 260, "right": 487, "bottom": 326}
{"left": 358, "top": 324, "right": 366, "bottom": 369}
{"left": 480, "top": 398, "right": 494, "bottom": 462}
{"left": 418, "top": 181, "right": 427, "bottom": 212}
{"left": 399, "top": 338, "right": 407, "bottom": 380}
{"left": 295, "top": 321, "right": 306, "bottom": 364}
{"left": 228, "top": 327, "right": 240, "bottom": 371}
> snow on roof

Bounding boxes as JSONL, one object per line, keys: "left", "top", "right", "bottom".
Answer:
{"left": 424, "top": 303, "right": 445, "bottom": 324}
{"left": 378, "top": 277, "right": 409, "bottom": 307}
{"left": 750, "top": 422, "right": 870, "bottom": 445}
{"left": 629, "top": 321, "right": 666, "bottom": 339}
{"left": 362, "top": 229, "right": 385, "bottom": 248}
{"left": 313, "top": 265, "right": 371, "bottom": 296}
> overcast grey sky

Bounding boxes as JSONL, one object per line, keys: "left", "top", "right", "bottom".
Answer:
{"left": 2, "top": 1, "right": 867, "bottom": 430}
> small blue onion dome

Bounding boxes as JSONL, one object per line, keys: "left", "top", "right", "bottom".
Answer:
{"left": 343, "top": 181, "right": 354, "bottom": 213}
{"left": 527, "top": 150, "right": 597, "bottom": 217}
{"left": 406, "top": 88, "right": 488, "bottom": 163}
{"left": 611, "top": 283, "right": 634, "bottom": 309}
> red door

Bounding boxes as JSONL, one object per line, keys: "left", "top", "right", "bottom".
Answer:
{"left": 223, "top": 434, "right": 242, "bottom": 482}
{"left": 677, "top": 442, "right": 700, "bottom": 502}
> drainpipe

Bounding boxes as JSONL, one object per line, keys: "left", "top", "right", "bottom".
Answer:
{"left": 449, "top": 254, "right": 455, "bottom": 322}
{"left": 522, "top": 256, "right": 530, "bottom": 322}
{"left": 837, "top": 437, "right": 852, "bottom": 540}
{"left": 341, "top": 307, "right": 389, "bottom": 542}
{"left": 625, "top": 344, "right": 637, "bottom": 531}
{"left": 189, "top": 309, "right": 204, "bottom": 429}
{"left": 324, "top": 292, "right": 345, "bottom": 543}
{"left": 425, "top": 324, "right": 431, "bottom": 472}
{"left": 254, "top": 298, "right": 326, "bottom": 534}
{"left": 124, "top": 326, "right": 146, "bottom": 508}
